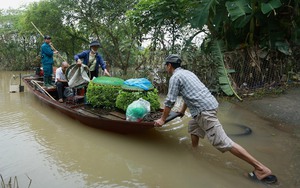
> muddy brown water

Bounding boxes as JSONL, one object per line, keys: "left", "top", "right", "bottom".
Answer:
{"left": 1, "top": 71, "right": 299, "bottom": 188}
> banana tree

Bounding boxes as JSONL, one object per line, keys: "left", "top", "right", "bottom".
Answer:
{"left": 188, "top": 0, "right": 298, "bottom": 97}
{"left": 189, "top": 0, "right": 291, "bottom": 49}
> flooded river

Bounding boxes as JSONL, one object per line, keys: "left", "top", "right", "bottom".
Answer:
{"left": 1, "top": 71, "right": 299, "bottom": 188}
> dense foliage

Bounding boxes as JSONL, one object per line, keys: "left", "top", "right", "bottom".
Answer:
{"left": 86, "top": 82, "right": 121, "bottom": 108}
{"left": 116, "top": 89, "right": 161, "bottom": 112}
{"left": 0, "top": 0, "right": 299, "bottom": 97}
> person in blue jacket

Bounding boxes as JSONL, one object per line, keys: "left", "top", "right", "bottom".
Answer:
{"left": 74, "top": 40, "right": 110, "bottom": 79}
{"left": 40, "top": 35, "right": 58, "bottom": 87}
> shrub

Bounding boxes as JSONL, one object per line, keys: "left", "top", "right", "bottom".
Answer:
{"left": 116, "top": 89, "right": 161, "bottom": 112}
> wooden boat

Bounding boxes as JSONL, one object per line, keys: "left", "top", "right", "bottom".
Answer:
{"left": 22, "top": 75, "right": 180, "bottom": 134}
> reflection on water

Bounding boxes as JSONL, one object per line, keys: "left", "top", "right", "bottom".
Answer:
{"left": 0, "top": 71, "right": 299, "bottom": 188}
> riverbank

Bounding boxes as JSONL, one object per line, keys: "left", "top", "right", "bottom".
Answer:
{"left": 233, "top": 86, "right": 300, "bottom": 128}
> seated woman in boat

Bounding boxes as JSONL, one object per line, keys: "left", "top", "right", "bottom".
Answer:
{"left": 55, "top": 61, "right": 70, "bottom": 103}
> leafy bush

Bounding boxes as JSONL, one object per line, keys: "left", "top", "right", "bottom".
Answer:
{"left": 86, "top": 81, "right": 121, "bottom": 108}
{"left": 116, "top": 89, "right": 161, "bottom": 112}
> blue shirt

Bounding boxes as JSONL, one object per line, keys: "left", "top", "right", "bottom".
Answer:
{"left": 164, "top": 67, "right": 218, "bottom": 117}
{"left": 74, "top": 50, "right": 106, "bottom": 76}
{"left": 41, "top": 42, "right": 54, "bottom": 65}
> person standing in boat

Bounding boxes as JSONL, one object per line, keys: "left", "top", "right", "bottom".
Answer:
{"left": 40, "top": 35, "right": 58, "bottom": 87}
{"left": 74, "top": 40, "right": 110, "bottom": 79}
{"left": 55, "top": 61, "right": 70, "bottom": 103}
{"left": 154, "top": 54, "right": 278, "bottom": 184}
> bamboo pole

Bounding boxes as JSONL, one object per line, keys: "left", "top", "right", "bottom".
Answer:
{"left": 31, "top": 80, "right": 56, "bottom": 101}
{"left": 31, "top": 22, "right": 66, "bottom": 62}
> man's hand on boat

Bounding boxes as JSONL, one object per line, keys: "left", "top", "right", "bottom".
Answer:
{"left": 154, "top": 118, "right": 165, "bottom": 127}
{"left": 154, "top": 111, "right": 184, "bottom": 127}
{"left": 155, "top": 104, "right": 186, "bottom": 126}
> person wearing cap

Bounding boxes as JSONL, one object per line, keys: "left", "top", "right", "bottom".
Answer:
{"left": 154, "top": 54, "right": 277, "bottom": 184}
{"left": 40, "top": 35, "right": 58, "bottom": 87}
{"left": 74, "top": 40, "right": 110, "bottom": 79}
{"left": 55, "top": 61, "right": 70, "bottom": 103}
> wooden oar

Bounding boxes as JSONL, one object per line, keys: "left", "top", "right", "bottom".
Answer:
{"left": 165, "top": 111, "right": 181, "bottom": 123}
{"left": 31, "top": 80, "right": 56, "bottom": 101}
{"left": 31, "top": 22, "right": 66, "bottom": 62}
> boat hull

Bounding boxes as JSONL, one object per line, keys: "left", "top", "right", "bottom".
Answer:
{"left": 22, "top": 76, "right": 156, "bottom": 134}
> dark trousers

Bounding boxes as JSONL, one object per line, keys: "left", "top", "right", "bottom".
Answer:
{"left": 90, "top": 71, "right": 98, "bottom": 79}
{"left": 56, "top": 82, "right": 68, "bottom": 99}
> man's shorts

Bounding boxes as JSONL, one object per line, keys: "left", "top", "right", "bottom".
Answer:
{"left": 188, "top": 110, "right": 234, "bottom": 152}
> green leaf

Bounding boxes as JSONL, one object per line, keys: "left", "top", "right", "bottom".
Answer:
{"left": 225, "top": 0, "right": 252, "bottom": 21}
{"left": 261, "top": 0, "right": 282, "bottom": 14}
{"left": 291, "top": 28, "right": 300, "bottom": 45}
{"left": 219, "top": 76, "right": 229, "bottom": 84}
{"left": 171, "top": 10, "right": 178, "bottom": 15}
{"left": 227, "top": 69, "right": 236, "bottom": 74}
{"left": 211, "top": 40, "right": 242, "bottom": 100}
{"left": 116, "top": 89, "right": 160, "bottom": 112}
{"left": 275, "top": 41, "right": 291, "bottom": 55}
{"left": 220, "top": 85, "right": 234, "bottom": 95}
{"left": 233, "top": 14, "right": 252, "bottom": 28}
{"left": 190, "top": 0, "right": 215, "bottom": 28}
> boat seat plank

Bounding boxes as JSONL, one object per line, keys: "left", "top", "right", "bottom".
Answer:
{"left": 101, "top": 114, "right": 125, "bottom": 121}
{"left": 109, "top": 111, "right": 126, "bottom": 120}
{"left": 44, "top": 87, "right": 57, "bottom": 92}
{"left": 75, "top": 109, "right": 124, "bottom": 121}
{"left": 66, "top": 95, "right": 84, "bottom": 105}
{"left": 75, "top": 109, "right": 99, "bottom": 118}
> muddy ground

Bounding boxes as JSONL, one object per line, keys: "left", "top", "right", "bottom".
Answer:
{"left": 233, "top": 87, "right": 300, "bottom": 130}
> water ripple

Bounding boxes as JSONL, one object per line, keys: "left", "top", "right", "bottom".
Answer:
{"left": 157, "top": 123, "right": 185, "bottom": 132}
{"left": 0, "top": 111, "right": 26, "bottom": 127}
{"left": 0, "top": 111, "right": 32, "bottom": 140}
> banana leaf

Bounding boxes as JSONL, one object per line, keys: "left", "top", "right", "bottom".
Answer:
{"left": 261, "top": 0, "right": 282, "bottom": 14}
{"left": 212, "top": 40, "right": 242, "bottom": 101}
{"left": 225, "top": 0, "right": 252, "bottom": 22}
{"left": 190, "top": 0, "right": 216, "bottom": 28}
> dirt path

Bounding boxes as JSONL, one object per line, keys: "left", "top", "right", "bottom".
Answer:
{"left": 234, "top": 87, "right": 300, "bottom": 127}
